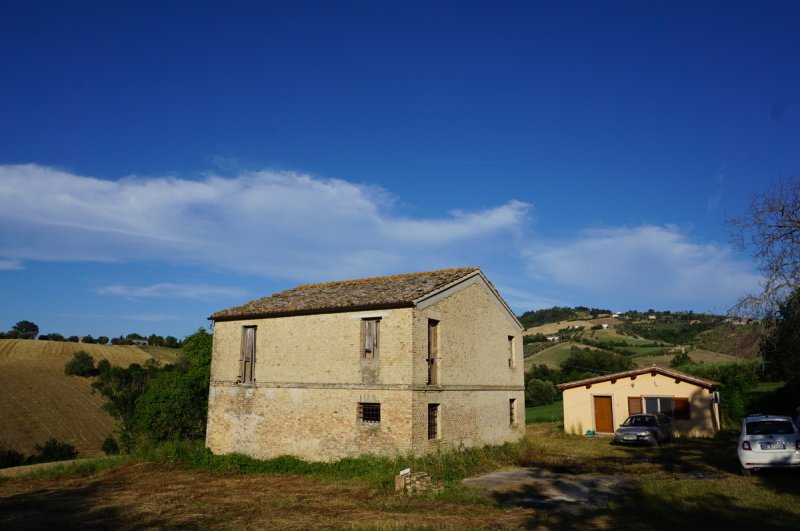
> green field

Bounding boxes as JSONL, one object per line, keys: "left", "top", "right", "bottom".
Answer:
{"left": 526, "top": 402, "right": 563, "bottom": 423}
{"left": 524, "top": 341, "right": 604, "bottom": 370}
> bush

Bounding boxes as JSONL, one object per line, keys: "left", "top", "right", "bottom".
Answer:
{"left": 26, "top": 438, "right": 78, "bottom": 464}
{"left": 101, "top": 436, "right": 120, "bottom": 455}
{"left": 0, "top": 443, "right": 25, "bottom": 469}
{"left": 525, "top": 378, "right": 558, "bottom": 406}
{"left": 64, "top": 350, "right": 96, "bottom": 376}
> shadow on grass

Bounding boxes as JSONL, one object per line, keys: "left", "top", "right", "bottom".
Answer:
{"left": 0, "top": 480, "right": 169, "bottom": 530}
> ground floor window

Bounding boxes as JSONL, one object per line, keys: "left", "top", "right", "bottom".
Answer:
{"left": 644, "top": 396, "right": 673, "bottom": 417}
{"left": 358, "top": 402, "right": 381, "bottom": 423}
{"left": 509, "top": 398, "right": 517, "bottom": 426}
{"left": 428, "top": 403, "right": 439, "bottom": 439}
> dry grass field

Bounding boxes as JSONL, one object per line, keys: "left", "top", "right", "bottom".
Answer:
{"left": 2, "top": 424, "right": 799, "bottom": 530}
{"left": 633, "top": 349, "right": 741, "bottom": 368}
{"left": 0, "top": 339, "right": 181, "bottom": 457}
{"left": 523, "top": 318, "right": 622, "bottom": 336}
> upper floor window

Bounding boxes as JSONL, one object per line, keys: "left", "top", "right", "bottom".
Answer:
{"left": 362, "top": 318, "right": 380, "bottom": 358}
{"left": 240, "top": 326, "right": 256, "bottom": 384}
{"left": 427, "top": 319, "right": 439, "bottom": 385}
{"left": 507, "top": 335, "right": 515, "bottom": 368}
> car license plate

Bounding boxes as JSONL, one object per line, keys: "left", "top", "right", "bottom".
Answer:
{"left": 760, "top": 442, "right": 786, "bottom": 450}
{"left": 623, "top": 434, "right": 636, "bottom": 441}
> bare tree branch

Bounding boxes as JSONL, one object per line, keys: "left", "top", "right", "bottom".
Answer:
{"left": 727, "top": 177, "right": 800, "bottom": 317}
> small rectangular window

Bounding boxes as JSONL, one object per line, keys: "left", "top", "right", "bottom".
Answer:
{"left": 507, "top": 335, "right": 515, "bottom": 368}
{"left": 428, "top": 403, "right": 439, "bottom": 439}
{"left": 239, "top": 326, "right": 256, "bottom": 384}
{"left": 509, "top": 398, "right": 517, "bottom": 426}
{"left": 359, "top": 402, "right": 381, "bottom": 423}
{"left": 628, "top": 396, "right": 643, "bottom": 415}
{"left": 427, "top": 319, "right": 439, "bottom": 385}
{"left": 362, "top": 318, "right": 380, "bottom": 358}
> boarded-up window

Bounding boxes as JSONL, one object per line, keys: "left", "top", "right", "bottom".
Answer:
{"left": 362, "top": 318, "right": 379, "bottom": 358}
{"left": 428, "top": 403, "right": 439, "bottom": 439}
{"left": 508, "top": 336, "right": 515, "bottom": 368}
{"left": 359, "top": 402, "right": 380, "bottom": 423}
{"left": 240, "top": 326, "right": 256, "bottom": 384}
{"left": 427, "top": 319, "right": 439, "bottom": 385}
{"left": 509, "top": 398, "right": 517, "bottom": 426}
{"left": 628, "top": 396, "right": 643, "bottom": 415}
{"left": 673, "top": 397, "right": 691, "bottom": 420}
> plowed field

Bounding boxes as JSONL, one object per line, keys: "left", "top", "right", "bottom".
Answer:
{"left": 0, "top": 340, "right": 180, "bottom": 457}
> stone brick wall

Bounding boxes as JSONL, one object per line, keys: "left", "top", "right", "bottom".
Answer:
{"left": 206, "top": 276, "right": 525, "bottom": 461}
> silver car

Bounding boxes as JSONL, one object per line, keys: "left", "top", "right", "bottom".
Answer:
{"left": 736, "top": 414, "right": 800, "bottom": 476}
{"left": 612, "top": 413, "right": 673, "bottom": 446}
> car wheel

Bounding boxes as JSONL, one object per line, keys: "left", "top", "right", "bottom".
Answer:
{"left": 740, "top": 466, "right": 751, "bottom": 477}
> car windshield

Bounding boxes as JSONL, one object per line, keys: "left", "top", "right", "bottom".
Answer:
{"left": 746, "top": 420, "right": 796, "bottom": 435}
{"left": 622, "top": 416, "right": 656, "bottom": 427}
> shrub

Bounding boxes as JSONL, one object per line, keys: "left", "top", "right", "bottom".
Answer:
{"left": 101, "top": 436, "right": 120, "bottom": 455}
{"left": 64, "top": 350, "right": 96, "bottom": 376}
{"left": 0, "top": 443, "right": 25, "bottom": 469}
{"left": 26, "top": 438, "right": 78, "bottom": 464}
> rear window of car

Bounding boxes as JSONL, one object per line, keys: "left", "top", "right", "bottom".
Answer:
{"left": 623, "top": 416, "right": 656, "bottom": 427}
{"left": 745, "top": 420, "right": 796, "bottom": 435}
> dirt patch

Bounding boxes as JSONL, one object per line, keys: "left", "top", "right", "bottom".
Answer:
{"left": 463, "top": 466, "right": 638, "bottom": 513}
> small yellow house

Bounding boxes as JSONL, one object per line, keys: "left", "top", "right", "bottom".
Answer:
{"left": 205, "top": 267, "right": 525, "bottom": 461}
{"left": 556, "top": 367, "right": 720, "bottom": 437}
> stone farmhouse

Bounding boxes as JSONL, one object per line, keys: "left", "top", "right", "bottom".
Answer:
{"left": 206, "top": 267, "right": 526, "bottom": 461}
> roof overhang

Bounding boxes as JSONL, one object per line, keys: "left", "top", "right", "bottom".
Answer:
{"left": 556, "top": 366, "right": 720, "bottom": 391}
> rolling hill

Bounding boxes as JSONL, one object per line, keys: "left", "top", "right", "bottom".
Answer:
{"left": 0, "top": 339, "right": 181, "bottom": 457}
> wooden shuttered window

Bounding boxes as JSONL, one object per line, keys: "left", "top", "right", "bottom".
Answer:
{"left": 628, "top": 396, "right": 642, "bottom": 416}
{"left": 427, "top": 319, "right": 439, "bottom": 385}
{"left": 673, "top": 397, "right": 691, "bottom": 420}
{"left": 362, "top": 318, "right": 379, "bottom": 358}
{"left": 240, "top": 326, "right": 256, "bottom": 384}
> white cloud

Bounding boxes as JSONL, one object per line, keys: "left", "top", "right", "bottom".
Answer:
{"left": 0, "top": 259, "right": 23, "bottom": 270}
{"left": 525, "top": 225, "right": 762, "bottom": 311}
{"left": 98, "top": 283, "right": 247, "bottom": 300}
{"left": 0, "top": 164, "right": 530, "bottom": 280}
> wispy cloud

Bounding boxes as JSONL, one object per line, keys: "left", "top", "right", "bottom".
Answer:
{"left": 0, "top": 259, "right": 23, "bottom": 270}
{"left": 0, "top": 164, "right": 530, "bottom": 281}
{"left": 524, "top": 225, "right": 761, "bottom": 311}
{"left": 98, "top": 283, "right": 247, "bottom": 300}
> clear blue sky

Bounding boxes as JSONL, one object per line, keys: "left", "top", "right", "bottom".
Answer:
{"left": 1, "top": 1, "right": 798, "bottom": 338}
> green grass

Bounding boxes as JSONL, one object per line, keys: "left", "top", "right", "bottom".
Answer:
{"left": 526, "top": 402, "right": 563, "bottom": 423}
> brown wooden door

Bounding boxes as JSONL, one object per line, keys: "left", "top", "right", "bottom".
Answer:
{"left": 594, "top": 396, "right": 613, "bottom": 433}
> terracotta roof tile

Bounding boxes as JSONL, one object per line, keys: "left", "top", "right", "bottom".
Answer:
{"left": 210, "top": 267, "right": 481, "bottom": 321}
{"left": 555, "top": 366, "right": 719, "bottom": 391}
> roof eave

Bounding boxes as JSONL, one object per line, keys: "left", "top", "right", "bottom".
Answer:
{"left": 208, "top": 301, "right": 415, "bottom": 322}
{"left": 556, "top": 367, "right": 720, "bottom": 391}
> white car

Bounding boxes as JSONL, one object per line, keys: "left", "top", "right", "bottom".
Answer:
{"left": 736, "top": 414, "right": 800, "bottom": 476}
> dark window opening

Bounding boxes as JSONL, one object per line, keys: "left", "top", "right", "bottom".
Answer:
{"left": 359, "top": 402, "right": 381, "bottom": 423}
{"left": 240, "top": 326, "right": 256, "bottom": 384}
{"left": 427, "top": 319, "right": 439, "bottom": 385}
{"left": 428, "top": 403, "right": 439, "bottom": 439}
{"left": 362, "top": 318, "right": 380, "bottom": 358}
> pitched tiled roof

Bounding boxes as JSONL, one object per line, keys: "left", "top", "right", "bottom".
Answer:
{"left": 555, "top": 366, "right": 719, "bottom": 391}
{"left": 210, "top": 267, "right": 481, "bottom": 321}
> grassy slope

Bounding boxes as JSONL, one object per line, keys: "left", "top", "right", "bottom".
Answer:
{"left": 0, "top": 339, "right": 180, "bottom": 457}
{"left": 523, "top": 317, "right": 622, "bottom": 336}
{"left": 523, "top": 341, "right": 603, "bottom": 371}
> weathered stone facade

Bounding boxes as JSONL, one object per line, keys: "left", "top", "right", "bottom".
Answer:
{"left": 206, "top": 269, "right": 525, "bottom": 461}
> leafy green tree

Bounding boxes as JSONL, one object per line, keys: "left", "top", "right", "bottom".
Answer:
{"left": 64, "top": 350, "right": 96, "bottom": 376}
{"left": 96, "top": 336, "right": 109, "bottom": 345}
{"left": 133, "top": 328, "right": 212, "bottom": 441}
{"left": 560, "top": 348, "right": 634, "bottom": 381}
{"left": 11, "top": 320, "right": 39, "bottom": 339}
{"left": 760, "top": 288, "right": 800, "bottom": 379}
{"left": 91, "top": 363, "right": 150, "bottom": 452}
{"left": 670, "top": 350, "right": 694, "bottom": 368}
{"left": 0, "top": 444, "right": 25, "bottom": 469}
{"left": 164, "top": 335, "right": 181, "bottom": 348}
{"left": 101, "top": 436, "right": 120, "bottom": 455}
{"left": 81, "top": 335, "right": 96, "bottom": 344}
{"left": 525, "top": 378, "right": 558, "bottom": 406}
{"left": 66, "top": 336, "right": 79, "bottom": 343}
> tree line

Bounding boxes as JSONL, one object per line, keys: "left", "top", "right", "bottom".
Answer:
{"left": 0, "top": 320, "right": 182, "bottom": 348}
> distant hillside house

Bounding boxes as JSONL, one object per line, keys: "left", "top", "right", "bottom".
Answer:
{"left": 205, "top": 267, "right": 525, "bottom": 461}
{"left": 557, "top": 367, "right": 720, "bottom": 437}
{"left": 130, "top": 339, "right": 149, "bottom": 347}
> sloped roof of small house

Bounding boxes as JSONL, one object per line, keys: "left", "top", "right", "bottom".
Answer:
{"left": 210, "top": 267, "right": 514, "bottom": 321}
{"left": 555, "top": 366, "right": 719, "bottom": 391}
